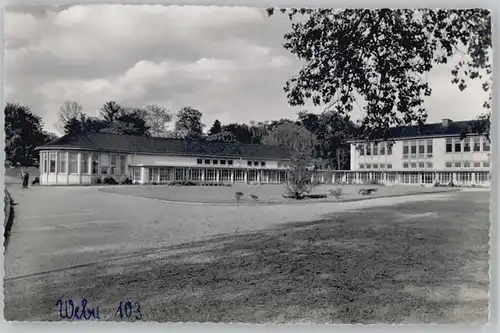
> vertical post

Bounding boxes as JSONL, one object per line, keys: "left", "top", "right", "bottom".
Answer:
{"left": 140, "top": 167, "right": 147, "bottom": 185}
{"left": 201, "top": 169, "right": 205, "bottom": 181}
{"left": 230, "top": 169, "right": 234, "bottom": 184}
{"left": 216, "top": 169, "right": 220, "bottom": 183}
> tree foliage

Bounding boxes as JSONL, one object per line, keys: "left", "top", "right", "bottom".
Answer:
{"left": 174, "top": 106, "right": 205, "bottom": 140}
{"left": 144, "top": 104, "right": 172, "bottom": 137}
{"left": 57, "top": 100, "right": 84, "bottom": 132}
{"left": 4, "top": 103, "right": 53, "bottom": 166}
{"left": 208, "top": 119, "right": 222, "bottom": 136}
{"left": 267, "top": 8, "right": 492, "bottom": 141}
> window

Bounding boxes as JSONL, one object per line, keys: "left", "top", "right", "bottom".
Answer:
{"left": 58, "top": 152, "right": 67, "bottom": 173}
{"left": 463, "top": 161, "right": 470, "bottom": 168}
{"left": 366, "top": 144, "right": 371, "bottom": 156}
{"left": 463, "top": 138, "right": 471, "bottom": 152}
{"left": 410, "top": 163, "right": 417, "bottom": 168}
{"left": 49, "top": 153, "right": 56, "bottom": 173}
{"left": 410, "top": 141, "right": 417, "bottom": 155}
{"left": 483, "top": 138, "right": 490, "bottom": 152}
{"left": 204, "top": 159, "right": 210, "bottom": 165}
{"left": 81, "top": 152, "right": 89, "bottom": 174}
{"left": 473, "top": 162, "right": 481, "bottom": 168}
{"left": 247, "top": 161, "right": 252, "bottom": 166}
{"left": 454, "top": 138, "right": 461, "bottom": 153}
{"left": 445, "top": 161, "right": 453, "bottom": 168}
{"left": 254, "top": 161, "right": 259, "bottom": 166}
{"left": 473, "top": 137, "right": 481, "bottom": 151}
{"left": 132, "top": 168, "right": 141, "bottom": 182}
{"left": 69, "top": 153, "right": 78, "bottom": 174}
{"left": 426, "top": 140, "right": 433, "bottom": 157}
{"left": 277, "top": 162, "right": 282, "bottom": 168}
{"left": 418, "top": 141, "right": 425, "bottom": 155}
{"left": 483, "top": 161, "right": 490, "bottom": 168}
{"left": 387, "top": 143, "right": 392, "bottom": 155}
{"left": 387, "top": 164, "right": 393, "bottom": 169}
{"left": 426, "top": 162, "right": 433, "bottom": 168}
{"left": 359, "top": 164, "right": 365, "bottom": 169}
{"left": 100, "top": 153, "right": 109, "bottom": 174}
{"left": 373, "top": 164, "right": 378, "bottom": 169}
{"left": 212, "top": 160, "right": 218, "bottom": 165}
{"left": 403, "top": 163, "right": 409, "bottom": 168}
{"left": 197, "top": 159, "right": 202, "bottom": 165}
{"left": 220, "top": 160, "right": 226, "bottom": 165}
{"left": 454, "top": 161, "right": 462, "bottom": 168}
{"left": 403, "top": 142, "right": 409, "bottom": 157}
{"left": 418, "top": 162, "right": 425, "bottom": 168}
{"left": 379, "top": 143, "right": 385, "bottom": 155}
{"left": 40, "top": 153, "right": 46, "bottom": 173}
{"left": 120, "top": 155, "right": 127, "bottom": 175}
{"left": 445, "top": 138, "right": 453, "bottom": 153}
{"left": 373, "top": 143, "right": 378, "bottom": 155}
{"left": 358, "top": 144, "right": 365, "bottom": 156}
{"left": 228, "top": 160, "right": 233, "bottom": 165}
{"left": 366, "top": 164, "right": 371, "bottom": 169}
{"left": 91, "top": 153, "right": 99, "bottom": 174}
{"left": 110, "top": 154, "right": 117, "bottom": 174}
{"left": 261, "top": 162, "right": 266, "bottom": 167}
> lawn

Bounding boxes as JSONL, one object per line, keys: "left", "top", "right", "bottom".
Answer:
{"left": 100, "top": 183, "right": 458, "bottom": 205}
{"left": 5, "top": 190, "right": 489, "bottom": 323}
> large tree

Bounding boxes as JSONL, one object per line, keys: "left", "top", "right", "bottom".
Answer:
{"left": 101, "top": 107, "right": 150, "bottom": 136}
{"left": 174, "top": 107, "right": 205, "bottom": 140}
{"left": 144, "top": 104, "right": 172, "bottom": 137}
{"left": 267, "top": 8, "right": 492, "bottom": 141}
{"left": 57, "top": 100, "right": 84, "bottom": 133}
{"left": 262, "top": 122, "right": 317, "bottom": 199}
{"left": 4, "top": 103, "right": 52, "bottom": 166}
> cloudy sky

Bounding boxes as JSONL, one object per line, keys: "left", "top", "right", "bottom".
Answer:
{"left": 5, "top": 5, "right": 490, "bottom": 135}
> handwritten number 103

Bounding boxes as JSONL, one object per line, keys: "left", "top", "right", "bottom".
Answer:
{"left": 116, "top": 301, "right": 142, "bottom": 320}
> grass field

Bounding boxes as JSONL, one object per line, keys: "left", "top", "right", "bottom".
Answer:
{"left": 101, "top": 183, "right": 458, "bottom": 205}
{"left": 5, "top": 190, "right": 489, "bottom": 323}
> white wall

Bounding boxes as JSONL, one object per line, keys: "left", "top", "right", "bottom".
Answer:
{"left": 350, "top": 135, "right": 491, "bottom": 172}
{"left": 131, "top": 154, "right": 285, "bottom": 169}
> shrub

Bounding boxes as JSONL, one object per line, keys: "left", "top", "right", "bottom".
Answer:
{"left": 95, "top": 178, "right": 102, "bottom": 185}
{"left": 305, "top": 194, "right": 328, "bottom": 199}
{"left": 359, "top": 188, "right": 378, "bottom": 195}
{"left": 103, "top": 176, "right": 118, "bottom": 185}
{"left": 31, "top": 176, "right": 40, "bottom": 186}
{"left": 329, "top": 187, "right": 343, "bottom": 199}
{"left": 169, "top": 180, "right": 198, "bottom": 186}
{"left": 250, "top": 194, "right": 259, "bottom": 201}
{"left": 234, "top": 192, "right": 244, "bottom": 201}
{"left": 120, "top": 177, "right": 133, "bottom": 185}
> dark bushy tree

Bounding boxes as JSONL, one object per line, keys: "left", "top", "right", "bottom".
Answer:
{"left": 268, "top": 8, "right": 492, "bottom": 141}
{"left": 208, "top": 119, "right": 222, "bottom": 136}
{"left": 175, "top": 107, "right": 205, "bottom": 140}
{"left": 4, "top": 103, "right": 51, "bottom": 166}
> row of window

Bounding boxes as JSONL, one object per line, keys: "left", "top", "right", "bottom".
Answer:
{"left": 445, "top": 161, "right": 490, "bottom": 168}
{"left": 142, "top": 167, "right": 288, "bottom": 183}
{"left": 402, "top": 140, "right": 433, "bottom": 159}
{"left": 402, "top": 162, "right": 434, "bottom": 169}
{"left": 358, "top": 142, "right": 393, "bottom": 156}
{"left": 195, "top": 159, "right": 269, "bottom": 167}
{"left": 358, "top": 163, "right": 393, "bottom": 170}
{"left": 40, "top": 152, "right": 127, "bottom": 175}
{"left": 445, "top": 137, "right": 490, "bottom": 153}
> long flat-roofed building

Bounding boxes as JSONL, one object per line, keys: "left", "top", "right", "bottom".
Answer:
{"left": 36, "top": 132, "right": 291, "bottom": 186}
{"left": 341, "top": 118, "right": 491, "bottom": 186}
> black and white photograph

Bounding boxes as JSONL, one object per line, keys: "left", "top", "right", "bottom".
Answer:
{"left": 3, "top": 5, "right": 492, "bottom": 324}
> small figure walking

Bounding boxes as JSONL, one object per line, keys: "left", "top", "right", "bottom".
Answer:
{"left": 21, "top": 170, "right": 29, "bottom": 189}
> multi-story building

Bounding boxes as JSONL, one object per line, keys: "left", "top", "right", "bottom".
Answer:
{"left": 36, "top": 132, "right": 291, "bottom": 186}
{"left": 343, "top": 118, "right": 491, "bottom": 186}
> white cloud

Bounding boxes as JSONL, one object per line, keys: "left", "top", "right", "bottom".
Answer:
{"left": 5, "top": 5, "right": 490, "bottom": 135}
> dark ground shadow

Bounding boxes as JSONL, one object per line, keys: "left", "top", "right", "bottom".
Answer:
{"left": 4, "top": 191, "right": 490, "bottom": 324}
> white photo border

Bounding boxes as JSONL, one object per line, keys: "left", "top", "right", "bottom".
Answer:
{"left": 0, "top": 0, "right": 497, "bottom": 332}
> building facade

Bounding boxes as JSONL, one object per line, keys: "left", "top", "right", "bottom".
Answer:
{"left": 344, "top": 118, "right": 492, "bottom": 186}
{"left": 36, "top": 132, "right": 291, "bottom": 186}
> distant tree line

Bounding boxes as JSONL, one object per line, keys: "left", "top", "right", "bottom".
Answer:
{"left": 4, "top": 99, "right": 361, "bottom": 170}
